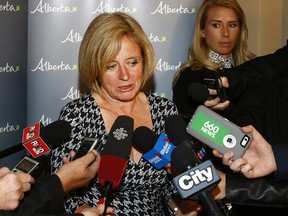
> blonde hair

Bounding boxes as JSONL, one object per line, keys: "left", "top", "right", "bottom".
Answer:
{"left": 79, "top": 12, "right": 156, "bottom": 93}
{"left": 173, "top": 0, "right": 255, "bottom": 87}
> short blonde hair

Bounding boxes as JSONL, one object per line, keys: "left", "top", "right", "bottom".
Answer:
{"left": 79, "top": 12, "right": 156, "bottom": 93}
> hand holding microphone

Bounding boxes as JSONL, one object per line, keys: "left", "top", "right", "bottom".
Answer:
{"left": 188, "top": 76, "right": 230, "bottom": 111}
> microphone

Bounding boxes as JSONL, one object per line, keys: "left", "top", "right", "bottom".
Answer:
{"left": 171, "top": 145, "right": 222, "bottom": 216}
{"left": 188, "top": 83, "right": 210, "bottom": 102}
{"left": 0, "top": 120, "right": 71, "bottom": 159}
{"left": 98, "top": 115, "right": 133, "bottom": 214}
{"left": 188, "top": 77, "right": 227, "bottom": 103}
{"left": 165, "top": 115, "right": 205, "bottom": 162}
{"left": 165, "top": 115, "right": 222, "bottom": 216}
{"left": 132, "top": 126, "right": 176, "bottom": 169}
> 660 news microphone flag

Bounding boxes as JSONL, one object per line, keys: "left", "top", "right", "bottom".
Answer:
{"left": 98, "top": 115, "right": 133, "bottom": 215}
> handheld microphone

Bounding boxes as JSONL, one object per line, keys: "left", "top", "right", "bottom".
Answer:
{"left": 98, "top": 115, "right": 133, "bottom": 214}
{"left": 171, "top": 145, "right": 222, "bottom": 216}
{"left": 132, "top": 126, "right": 176, "bottom": 169}
{"left": 188, "top": 77, "right": 227, "bottom": 103}
{"left": 188, "top": 83, "right": 210, "bottom": 102}
{"left": 165, "top": 115, "right": 222, "bottom": 216}
{"left": 165, "top": 115, "right": 205, "bottom": 162}
{"left": 0, "top": 120, "right": 71, "bottom": 159}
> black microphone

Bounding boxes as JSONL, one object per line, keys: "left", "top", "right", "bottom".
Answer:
{"left": 165, "top": 115, "right": 205, "bottom": 162}
{"left": 98, "top": 115, "right": 133, "bottom": 214}
{"left": 188, "top": 83, "right": 210, "bottom": 102}
{"left": 132, "top": 126, "right": 176, "bottom": 169}
{"left": 0, "top": 120, "right": 71, "bottom": 159}
{"left": 165, "top": 115, "right": 222, "bottom": 216}
{"left": 171, "top": 145, "right": 222, "bottom": 216}
{"left": 188, "top": 77, "right": 227, "bottom": 103}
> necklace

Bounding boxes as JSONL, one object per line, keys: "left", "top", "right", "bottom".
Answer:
{"left": 208, "top": 50, "right": 234, "bottom": 69}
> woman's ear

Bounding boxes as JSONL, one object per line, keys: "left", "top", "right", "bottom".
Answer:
{"left": 201, "top": 29, "right": 205, "bottom": 38}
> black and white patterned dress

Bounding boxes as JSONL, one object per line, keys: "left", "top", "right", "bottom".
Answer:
{"left": 50, "top": 93, "right": 179, "bottom": 215}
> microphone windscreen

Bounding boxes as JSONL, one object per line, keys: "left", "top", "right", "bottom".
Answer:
{"left": 98, "top": 115, "right": 134, "bottom": 189}
{"left": 40, "top": 120, "right": 71, "bottom": 148}
{"left": 166, "top": 115, "right": 201, "bottom": 166}
{"left": 171, "top": 145, "right": 199, "bottom": 172}
{"left": 132, "top": 126, "right": 158, "bottom": 153}
{"left": 101, "top": 115, "right": 134, "bottom": 158}
{"left": 165, "top": 115, "right": 190, "bottom": 144}
{"left": 188, "top": 83, "right": 210, "bottom": 102}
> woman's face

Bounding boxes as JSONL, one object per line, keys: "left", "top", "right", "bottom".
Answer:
{"left": 201, "top": 6, "right": 240, "bottom": 57}
{"left": 100, "top": 35, "right": 143, "bottom": 102}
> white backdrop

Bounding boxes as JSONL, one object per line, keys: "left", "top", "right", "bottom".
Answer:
{"left": 0, "top": 0, "right": 203, "bottom": 168}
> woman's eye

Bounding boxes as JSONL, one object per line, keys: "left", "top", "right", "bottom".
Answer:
{"left": 229, "top": 23, "right": 238, "bottom": 28}
{"left": 106, "top": 63, "right": 117, "bottom": 70}
{"left": 127, "top": 59, "right": 139, "bottom": 66}
{"left": 211, "top": 23, "right": 221, "bottom": 28}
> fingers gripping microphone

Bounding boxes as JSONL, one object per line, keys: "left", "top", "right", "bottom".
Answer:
{"left": 132, "top": 126, "right": 176, "bottom": 169}
{"left": 98, "top": 115, "right": 133, "bottom": 214}
{"left": 0, "top": 120, "right": 71, "bottom": 159}
{"left": 188, "top": 77, "right": 227, "bottom": 103}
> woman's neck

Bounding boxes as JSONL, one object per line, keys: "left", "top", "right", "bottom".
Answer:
{"left": 208, "top": 50, "right": 234, "bottom": 69}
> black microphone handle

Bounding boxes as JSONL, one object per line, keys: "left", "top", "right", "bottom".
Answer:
{"left": 102, "top": 181, "right": 113, "bottom": 215}
{"left": 199, "top": 190, "right": 223, "bottom": 216}
{"left": 0, "top": 143, "right": 24, "bottom": 159}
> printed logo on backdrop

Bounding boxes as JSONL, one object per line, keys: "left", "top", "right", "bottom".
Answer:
{"left": 39, "top": 115, "right": 53, "bottom": 127}
{"left": 31, "top": 58, "right": 77, "bottom": 72}
{"left": 156, "top": 59, "right": 181, "bottom": 72}
{"left": 91, "top": 0, "right": 137, "bottom": 14}
{"left": 0, "top": 63, "right": 20, "bottom": 73}
{"left": 151, "top": 1, "right": 197, "bottom": 14}
{"left": 61, "top": 29, "right": 82, "bottom": 44}
{"left": 30, "top": 0, "right": 77, "bottom": 14}
{"left": 61, "top": 30, "right": 167, "bottom": 44}
{"left": 62, "top": 86, "right": 81, "bottom": 101}
{"left": 0, "top": 123, "right": 20, "bottom": 134}
{"left": 149, "top": 33, "right": 166, "bottom": 43}
{"left": 0, "top": 1, "right": 20, "bottom": 12}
